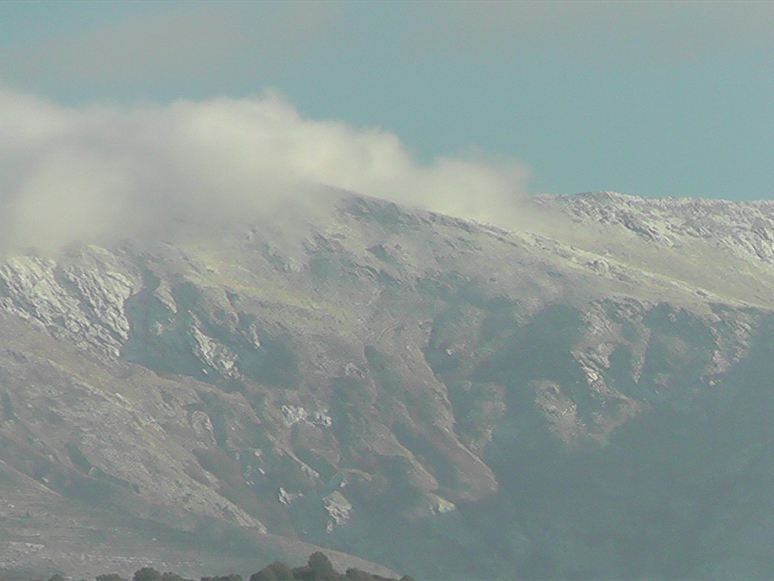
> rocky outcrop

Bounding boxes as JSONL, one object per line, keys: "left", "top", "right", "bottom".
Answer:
{"left": 536, "top": 191, "right": 774, "bottom": 259}
{"left": 0, "top": 247, "right": 138, "bottom": 357}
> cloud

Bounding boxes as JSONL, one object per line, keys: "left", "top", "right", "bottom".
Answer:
{"left": 9, "top": 1, "right": 774, "bottom": 99}
{"left": 0, "top": 3, "right": 345, "bottom": 92}
{"left": 0, "top": 89, "right": 529, "bottom": 253}
{"left": 414, "top": 1, "right": 774, "bottom": 62}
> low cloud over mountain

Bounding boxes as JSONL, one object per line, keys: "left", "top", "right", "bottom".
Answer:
{"left": 0, "top": 89, "right": 528, "bottom": 253}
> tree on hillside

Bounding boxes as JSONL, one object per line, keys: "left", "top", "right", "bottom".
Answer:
{"left": 248, "top": 569, "right": 277, "bottom": 581}
{"left": 249, "top": 562, "right": 293, "bottom": 581}
{"left": 96, "top": 574, "right": 126, "bottom": 581}
{"left": 161, "top": 573, "right": 191, "bottom": 581}
{"left": 133, "top": 568, "right": 162, "bottom": 581}
{"left": 308, "top": 552, "right": 336, "bottom": 578}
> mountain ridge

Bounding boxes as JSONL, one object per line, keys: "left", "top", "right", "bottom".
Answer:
{"left": 0, "top": 191, "right": 773, "bottom": 579}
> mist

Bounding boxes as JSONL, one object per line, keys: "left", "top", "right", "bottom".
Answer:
{"left": 0, "top": 89, "right": 529, "bottom": 253}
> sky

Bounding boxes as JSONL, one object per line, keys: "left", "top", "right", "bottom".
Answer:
{"left": 0, "top": 1, "right": 773, "bottom": 250}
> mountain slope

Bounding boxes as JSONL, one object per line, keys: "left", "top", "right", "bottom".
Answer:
{"left": 1, "top": 191, "right": 774, "bottom": 580}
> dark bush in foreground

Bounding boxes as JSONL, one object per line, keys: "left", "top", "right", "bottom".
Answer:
{"left": 96, "top": 575, "right": 126, "bottom": 581}
{"left": 249, "top": 561, "right": 293, "bottom": 581}
{"left": 114, "top": 553, "right": 411, "bottom": 581}
{"left": 133, "top": 569, "right": 161, "bottom": 581}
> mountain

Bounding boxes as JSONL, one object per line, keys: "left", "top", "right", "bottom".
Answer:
{"left": 2, "top": 191, "right": 774, "bottom": 580}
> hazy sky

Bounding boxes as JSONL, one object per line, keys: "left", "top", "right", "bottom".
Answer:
{"left": 0, "top": 0, "right": 772, "bottom": 210}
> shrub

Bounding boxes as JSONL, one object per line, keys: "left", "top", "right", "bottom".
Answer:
{"left": 133, "top": 568, "right": 161, "bottom": 581}
{"left": 248, "top": 568, "right": 277, "bottom": 581}
{"left": 249, "top": 564, "right": 293, "bottom": 581}
{"left": 308, "top": 553, "right": 335, "bottom": 576}
{"left": 96, "top": 575, "right": 126, "bottom": 581}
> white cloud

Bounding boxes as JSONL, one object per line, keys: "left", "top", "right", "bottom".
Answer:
{"left": 0, "top": 3, "right": 345, "bottom": 90}
{"left": 0, "top": 89, "right": 529, "bottom": 253}
{"left": 414, "top": 1, "right": 774, "bottom": 62}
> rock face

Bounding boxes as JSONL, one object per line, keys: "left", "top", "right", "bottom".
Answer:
{"left": 2, "top": 191, "right": 774, "bottom": 579}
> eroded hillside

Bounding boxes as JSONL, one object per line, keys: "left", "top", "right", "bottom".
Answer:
{"left": 1, "top": 192, "right": 774, "bottom": 580}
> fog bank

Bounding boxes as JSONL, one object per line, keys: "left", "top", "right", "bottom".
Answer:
{"left": 0, "top": 89, "right": 529, "bottom": 253}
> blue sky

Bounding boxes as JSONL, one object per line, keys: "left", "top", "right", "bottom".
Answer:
{"left": 0, "top": 1, "right": 773, "bottom": 203}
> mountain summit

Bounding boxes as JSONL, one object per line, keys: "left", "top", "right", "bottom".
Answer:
{"left": 1, "top": 191, "right": 774, "bottom": 580}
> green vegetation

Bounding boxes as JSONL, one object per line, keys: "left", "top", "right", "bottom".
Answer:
{"left": 32, "top": 553, "right": 414, "bottom": 581}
